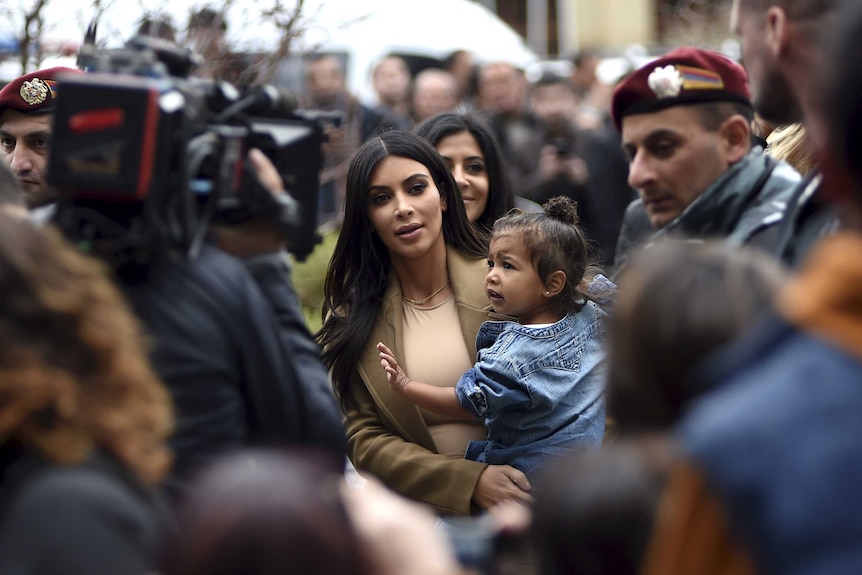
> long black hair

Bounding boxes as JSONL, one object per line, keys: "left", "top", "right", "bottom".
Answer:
{"left": 414, "top": 111, "right": 515, "bottom": 232}
{"left": 319, "top": 130, "right": 486, "bottom": 410}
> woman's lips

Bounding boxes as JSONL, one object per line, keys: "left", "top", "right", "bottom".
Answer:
{"left": 396, "top": 223, "right": 422, "bottom": 238}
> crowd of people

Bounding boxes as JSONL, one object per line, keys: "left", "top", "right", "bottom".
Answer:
{"left": 1, "top": 0, "right": 862, "bottom": 574}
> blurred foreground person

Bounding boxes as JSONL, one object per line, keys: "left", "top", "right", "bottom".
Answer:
{"left": 164, "top": 450, "right": 369, "bottom": 575}
{"left": 644, "top": 3, "right": 862, "bottom": 574}
{"left": 0, "top": 215, "right": 173, "bottom": 575}
{"left": 607, "top": 240, "right": 787, "bottom": 436}
{"left": 530, "top": 442, "right": 669, "bottom": 575}
{"left": 163, "top": 449, "right": 466, "bottom": 575}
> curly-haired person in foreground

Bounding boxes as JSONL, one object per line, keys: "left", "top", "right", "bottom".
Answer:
{"left": 0, "top": 214, "right": 174, "bottom": 575}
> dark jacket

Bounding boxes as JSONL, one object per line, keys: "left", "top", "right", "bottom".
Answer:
{"left": 125, "top": 245, "right": 345, "bottom": 497}
{"left": 773, "top": 171, "right": 841, "bottom": 268}
{"left": 0, "top": 444, "right": 172, "bottom": 575}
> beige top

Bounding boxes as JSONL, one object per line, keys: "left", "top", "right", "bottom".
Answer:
{"left": 402, "top": 295, "right": 486, "bottom": 457}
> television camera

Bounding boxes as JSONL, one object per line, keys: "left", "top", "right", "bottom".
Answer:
{"left": 47, "top": 27, "right": 337, "bottom": 264}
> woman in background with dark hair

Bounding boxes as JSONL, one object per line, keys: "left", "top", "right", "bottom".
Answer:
{"left": 0, "top": 215, "right": 173, "bottom": 575}
{"left": 415, "top": 111, "right": 539, "bottom": 234}
{"left": 319, "top": 130, "right": 533, "bottom": 516}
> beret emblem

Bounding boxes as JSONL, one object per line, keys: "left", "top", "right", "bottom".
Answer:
{"left": 19, "top": 78, "right": 49, "bottom": 106}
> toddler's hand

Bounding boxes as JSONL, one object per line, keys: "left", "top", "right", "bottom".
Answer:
{"left": 377, "top": 342, "right": 411, "bottom": 394}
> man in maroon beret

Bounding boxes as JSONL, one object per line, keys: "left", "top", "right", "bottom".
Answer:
{"left": 612, "top": 46, "right": 800, "bottom": 271}
{"left": 0, "top": 66, "right": 82, "bottom": 209}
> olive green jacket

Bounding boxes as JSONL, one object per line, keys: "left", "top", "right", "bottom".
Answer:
{"left": 346, "top": 246, "right": 504, "bottom": 516}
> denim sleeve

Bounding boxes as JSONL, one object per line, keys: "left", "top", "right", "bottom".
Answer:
{"left": 455, "top": 354, "right": 530, "bottom": 418}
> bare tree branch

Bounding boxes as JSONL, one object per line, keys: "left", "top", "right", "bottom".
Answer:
{"left": 18, "top": 0, "right": 51, "bottom": 72}
{"left": 250, "top": 0, "right": 308, "bottom": 85}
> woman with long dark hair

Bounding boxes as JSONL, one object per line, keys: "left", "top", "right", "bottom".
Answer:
{"left": 319, "top": 130, "right": 532, "bottom": 515}
{"left": 415, "top": 111, "right": 539, "bottom": 233}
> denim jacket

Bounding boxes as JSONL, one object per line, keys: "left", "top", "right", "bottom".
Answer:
{"left": 455, "top": 301, "right": 607, "bottom": 478}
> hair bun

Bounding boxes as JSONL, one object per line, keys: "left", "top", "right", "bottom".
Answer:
{"left": 543, "top": 196, "right": 579, "bottom": 226}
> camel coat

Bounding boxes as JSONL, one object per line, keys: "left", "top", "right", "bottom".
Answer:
{"left": 345, "top": 246, "right": 505, "bottom": 516}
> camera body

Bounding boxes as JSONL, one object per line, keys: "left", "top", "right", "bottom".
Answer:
{"left": 47, "top": 34, "right": 331, "bottom": 261}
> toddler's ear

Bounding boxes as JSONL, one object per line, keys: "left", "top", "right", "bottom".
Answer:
{"left": 544, "top": 270, "right": 566, "bottom": 297}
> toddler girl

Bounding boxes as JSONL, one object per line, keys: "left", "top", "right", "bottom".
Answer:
{"left": 378, "top": 196, "right": 607, "bottom": 478}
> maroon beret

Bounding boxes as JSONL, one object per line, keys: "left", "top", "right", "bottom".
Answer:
{"left": 611, "top": 46, "right": 751, "bottom": 131}
{"left": 0, "top": 67, "right": 83, "bottom": 117}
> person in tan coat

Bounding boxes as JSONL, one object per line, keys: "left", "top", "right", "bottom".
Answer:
{"left": 319, "top": 131, "right": 533, "bottom": 516}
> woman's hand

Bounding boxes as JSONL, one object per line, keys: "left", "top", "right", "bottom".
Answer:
{"left": 377, "top": 342, "right": 411, "bottom": 394}
{"left": 472, "top": 465, "right": 533, "bottom": 510}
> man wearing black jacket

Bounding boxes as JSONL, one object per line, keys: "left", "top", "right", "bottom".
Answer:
{"left": 55, "top": 149, "right": 346, "bottom": 499}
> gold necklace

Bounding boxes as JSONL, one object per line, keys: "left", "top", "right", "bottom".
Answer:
{"left": 402, "top": 281, "right": 450, "bottom": 306}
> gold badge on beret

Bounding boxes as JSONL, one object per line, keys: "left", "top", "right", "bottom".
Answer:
{"left": 19, "top": 78, "right": 50, "bottom": 106}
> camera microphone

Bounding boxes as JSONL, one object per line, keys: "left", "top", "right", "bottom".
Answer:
{"left": 215, "top": 85, "right": 298, "bottom": 122}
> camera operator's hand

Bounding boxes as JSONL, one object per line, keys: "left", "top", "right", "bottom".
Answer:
{"left": 214, "top": 148, "right": 289, "bottom": 258}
